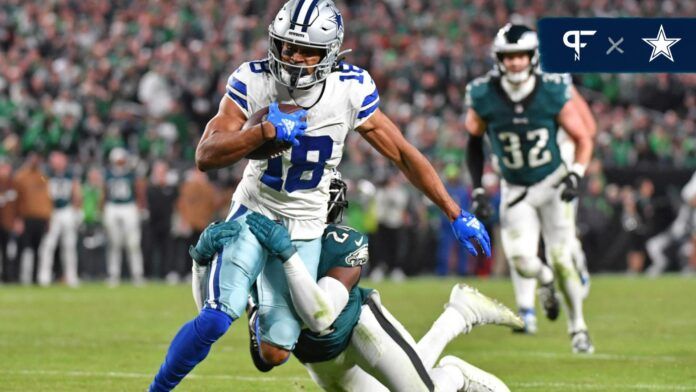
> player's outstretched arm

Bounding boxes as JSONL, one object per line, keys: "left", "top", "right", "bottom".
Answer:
{"left": 357, "top": 109, "right": 460, "bottom": 220}
{"left": 195, "top": 97, "right": 276, "bottom": 171}
{"left": 246, "top": 212, "right": 356, "bottom": 332}
{"left": 357, "top": 109, "right": 491, "bottom": 256}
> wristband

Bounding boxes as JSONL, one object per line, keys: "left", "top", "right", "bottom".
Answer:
{"left": 571, "top": 162, "right": 587, "bottom": 178}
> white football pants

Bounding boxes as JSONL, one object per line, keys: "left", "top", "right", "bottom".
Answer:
{"left": 38, "top": 207, "right": 80, "bottom": 286}
{"left": 500, "top": 165, "right": 587, "bottom": 333}
{"left": 303, "top": 292, "right": 463, "bottom": 392}
{"left": 104, "top": 202, "right": 143, "bottom": 284}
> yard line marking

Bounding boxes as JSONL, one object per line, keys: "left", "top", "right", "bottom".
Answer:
{"left": 0, "top": 369, "right": 306, "bottom": 382}
{"left": 461, "top": 350, "right": 677, "bottom": 362}
{"left": 512, "top": 381, "right": 696, "bottom": 390}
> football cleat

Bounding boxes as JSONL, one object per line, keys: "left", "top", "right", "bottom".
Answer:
{"left": 439, "top": 355, "right": 510, "bottom": 392}
{"left": 537, "top": 282, "right": 560, "bottom": 321}
{"left": 571, "top": 330, "right": 595, "bottom": 354}
{"left": 512, "top": 308, "right": 537, "bottom": 335}
{"left": 447, "top": 283, "right": 524, "bottom": 330}
{"left": 247, "top": 301, "right": 274, "bottom": 372}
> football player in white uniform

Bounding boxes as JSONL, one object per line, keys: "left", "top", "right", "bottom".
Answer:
{"left": 465, "top": 24, "right": 596, "bottom": 353}
{"left": 38, "top": 151, "right": 82, "bottom": 287}
{"left": 149, "top": 1, "right": 491, "bottom": 390}
{"left": 191, "top": 173, "right": 519, "bottom": 392}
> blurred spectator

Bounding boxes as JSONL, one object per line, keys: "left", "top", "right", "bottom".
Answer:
{"left": 173, "top": 168, "right": 217, "bottom": 283}
{"left": 38, "top": 151, "right": 81, "bottom": 287}
{"left": 435, "top": 164, "right": 471, "bottom": 276}
{"left": 0, "top": 0, "right": 695, "bottom": 277}
{"left": 0, "top": 158, "right": 18, "bottom": 282}
{"left": 645, "top": 171, "right": 696, "bottom": 276}
{"left": 14, "top": 153, "right": 52, "bottom": 284}
{"left": 103, "top": 148, "right": 146, "bottom": 286}
{"left": 80, "top": 166, "right": 106, "bottom": 279}
{"left": 145, "top": 160, "right": 178, "bottom": 279}
{"left": 371, "top": 172, "right": 409, "bottom": 281}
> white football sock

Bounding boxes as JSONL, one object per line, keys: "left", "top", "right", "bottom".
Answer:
{"left": 510, "top": 267, "right": 537, "bottom": 311}
{"left": 417, "top": 306, "right": 468, "bottom": 369}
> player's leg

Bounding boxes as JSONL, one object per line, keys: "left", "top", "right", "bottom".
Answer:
{"left": 499, "top": 191, "right": 558, "bottom": 322}
{"left": 348, "top": 293, "right": 510, "bottom": 392}
{"left": 123, "top": 204, "right": 144, "bottom": 285}
{"left": 417, "top": 284, "right": 522, "bottom": 369}
{"left": 59, "top": 209, "right": 80, "bottom": 287}
{"left": 255, "top": 237, "right": 322, "bottom": 365}
{"left": 104, "top": 204, "right": 123, "bottom": 286}
{"left": 509, "top": 267, "right": 538, "bottom": 333}
{"left": 302, "top": 352, "right": 390, "bottom": 392}
{"left": 645, "top": 231, "right": 674, "bottom": 277}
{"left": 347, "top": 294, "right": 439, "bottom": 392}
{"left": 539, "top": 196, "right": 592, "bottom": 353}
{"left": 569, "top": 235, "right": 590, "bottom": 298}
{"left": 37, "top": 213, "right": 60, "bottom": 286}
{"left": 150, "top": 204, "right": 265, "bottom": 391}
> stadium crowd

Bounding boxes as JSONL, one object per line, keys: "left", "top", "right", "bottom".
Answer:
{"left": 0, "top": 0, "right": 694, "bottom": 285}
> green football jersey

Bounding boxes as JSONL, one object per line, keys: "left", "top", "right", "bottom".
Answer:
{"left": 466, "top": 72, "right": 571, "bottom": 186}
{"left": 293, "top": 224, "right": 372, "bottom": 364}
{"left": 47, "top": 168, "right": 74, "bottom": 209}
{"left": 105, "top": 168, "right": 136, "bottom": 203}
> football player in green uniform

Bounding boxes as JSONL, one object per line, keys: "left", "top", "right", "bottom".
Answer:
{"left": 191, "top": 173, "right": 522, "bottom": 391}
{"left": 465, "top": 24, "right": 596, "bottom": 353}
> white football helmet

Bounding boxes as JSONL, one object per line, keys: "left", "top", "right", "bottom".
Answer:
{"left": 492, "top": 24, "right": 539, "bottom": 84}
{"left": 269, "top": 0, "right": 345, "bottom": 89}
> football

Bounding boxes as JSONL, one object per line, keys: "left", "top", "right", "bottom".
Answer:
{"left": 243, "top": 103, "right": 304, "bottom": 160}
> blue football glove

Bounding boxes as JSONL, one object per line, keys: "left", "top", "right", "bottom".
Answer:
{"left": 451, "top": 210, "right": 491, "bottom": 257}
{"left": 267, "top": 102, "right": 308, "bottom": 147}
{"left": 246, "top": 212, "right": 296, "bottom": 262}
{"left": 189, "top": 220, "right": 242, "bottom": 265}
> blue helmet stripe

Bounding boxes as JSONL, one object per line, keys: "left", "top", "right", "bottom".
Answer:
{"left": 291, "top": 0, "right": 306, "bottom": 29}
{"left": 301, "top": 0, "right": 320, "bottom": 32}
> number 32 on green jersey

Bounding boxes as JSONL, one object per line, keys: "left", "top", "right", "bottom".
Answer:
{"left": 498, "top": 128, "right": 552, "bottom": 169}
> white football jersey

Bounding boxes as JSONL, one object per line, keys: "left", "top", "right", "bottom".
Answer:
{"left": 225, "top": 60, "right": 379, "bottom": 239}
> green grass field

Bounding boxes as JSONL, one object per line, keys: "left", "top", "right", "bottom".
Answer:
{"left": 2, "top": 275, "right": 695, "bottom": 391}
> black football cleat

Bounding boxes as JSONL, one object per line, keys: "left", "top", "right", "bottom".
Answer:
{"left": 538, "top": 282, "right": 560, "bottom": 321}
{"left": 247, "top": 301, "right": 274, "bottom": 372}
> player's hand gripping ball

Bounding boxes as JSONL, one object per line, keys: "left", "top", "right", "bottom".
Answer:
{"left": 188, "top": 220, "right": 242, "bottom": 265}
{"left": 246, "top": 212, "right": 296, "bottom": 262}
{"left": 451, "top": 210, "right": 491, "bottom": 257}
{"left": 244, "top": 102, "right": 307, "bottom": 160}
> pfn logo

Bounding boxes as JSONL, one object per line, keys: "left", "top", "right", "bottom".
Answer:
{"left": 563, "top": 30, "right": 596, "bottom": 61}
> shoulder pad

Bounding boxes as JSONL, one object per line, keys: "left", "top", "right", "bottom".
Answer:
{"left": 322, "top": 224, "right": 369, "bottom": 268}
{"left": 540, "top": 72, "right": 572, "bottom": 108}
{"left": 225, "top": 60, "right": 271, "bottom": 117}
{"left": 465, "top": 75, "right": 492, "bottom": 109}
{"left": 334, "top": 63, "right": 379, "bottom": 128}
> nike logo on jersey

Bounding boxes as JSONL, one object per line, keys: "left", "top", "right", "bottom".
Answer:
{"left": 281, "top": 118, "right": 296, "bottom": 131}
{"left": 354, "top": 237, "right": 364, "bottom": 246}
